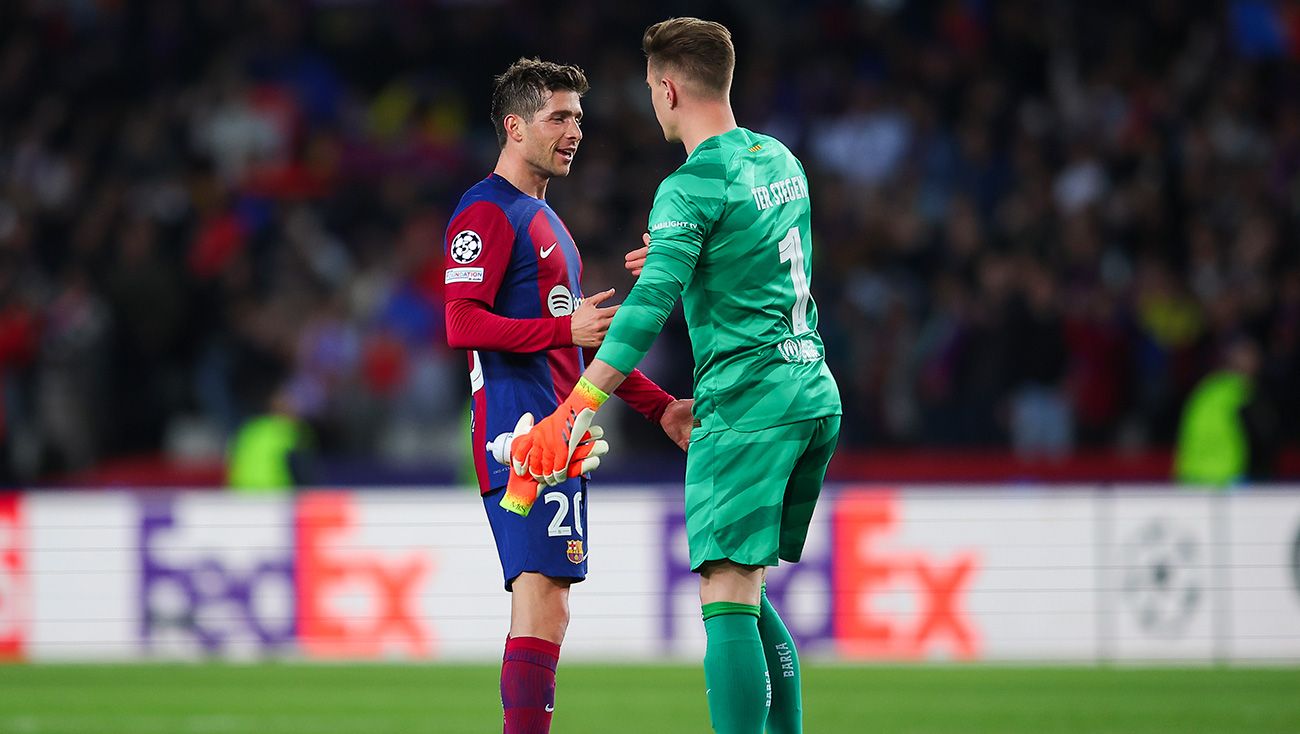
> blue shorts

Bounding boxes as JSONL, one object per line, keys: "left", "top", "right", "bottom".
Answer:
{"left": 482, "top": 476, "right": 589, "bottom": 591}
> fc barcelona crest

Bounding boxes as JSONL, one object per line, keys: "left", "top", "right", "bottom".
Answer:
{"left": 566, "top": 539, "right": 585, "bottom": 564}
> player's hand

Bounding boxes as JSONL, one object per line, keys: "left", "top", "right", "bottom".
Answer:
{"left": 660, "top": 398, "right": 694, "bottom": 452}
{"left": 511, "top": 381, "right": 607, "bottom": 487}
{"left": 624, "top": 233, "right": 650, "bottom": 277}
{"left": 512, "top": 406, "right": 598, "bottom": 487}
{"left": 494, "top": 413, "right": 609, "bottom": 476}
{"left": 497, "top": 413, "right": 609, "bottom": 516}
{"left": 570, "top": 288, "right": 618, "bottom": 348}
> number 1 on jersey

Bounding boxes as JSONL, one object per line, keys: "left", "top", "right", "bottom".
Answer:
{"left": 778, "top": 227, "right": 811, "bottom": 334}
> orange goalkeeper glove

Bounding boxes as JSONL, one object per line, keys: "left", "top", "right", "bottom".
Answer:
{"left": 509, "top": 377, "right": 609, "bottom": 488}
{"left": 492, "top": 412, "right": 608, "bottom": 516}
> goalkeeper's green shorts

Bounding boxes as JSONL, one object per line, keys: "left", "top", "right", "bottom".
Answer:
{"left": 684, "top": 413, "right": 841, "bottom": 571}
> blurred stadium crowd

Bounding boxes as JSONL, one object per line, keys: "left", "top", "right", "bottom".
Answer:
{"left": 0, "top": 0, "right": 1297, "bottom": 484}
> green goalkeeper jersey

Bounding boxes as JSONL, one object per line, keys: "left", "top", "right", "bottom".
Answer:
{"left": 596, "top": 127, "right": 840, "bottom": 431}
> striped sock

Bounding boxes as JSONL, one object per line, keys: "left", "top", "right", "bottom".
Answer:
{"left": 501, "top": 636, "right": 559, "bottom": 733}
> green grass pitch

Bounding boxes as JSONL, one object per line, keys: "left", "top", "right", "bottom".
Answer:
{"left": 1, "top": 663, "right": 1297, "bottom": 733}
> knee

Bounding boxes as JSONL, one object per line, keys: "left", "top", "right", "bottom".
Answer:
{"left": 698, "top": 561, "right": 765, "bottom": 606}
{"left": 511, "top": 575, "right": 572, "bottom": 643}
{"left": 540, "top": 595, "right": 570, "bottom": 643}
{"left": 548, "top": 598, "right": 571, "bottom": 630}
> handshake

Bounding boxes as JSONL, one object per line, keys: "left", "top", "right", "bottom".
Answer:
{"left": 488, "top": 409, "right": 609, "bottom": 516}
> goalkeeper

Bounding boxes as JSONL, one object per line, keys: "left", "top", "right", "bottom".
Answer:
{"left": 510, "top": 18, "right": 841, "bottom": 734}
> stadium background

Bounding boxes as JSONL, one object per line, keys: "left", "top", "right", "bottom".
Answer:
{"left": 1, "top": 1, "right": 1299, "bottom": 733}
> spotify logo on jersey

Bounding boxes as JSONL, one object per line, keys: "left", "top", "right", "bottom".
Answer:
{"left": 548, "top": 285, "right": 576, "bottom": 316}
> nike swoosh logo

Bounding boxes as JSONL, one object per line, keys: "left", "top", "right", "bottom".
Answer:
{"left": 540, "top": 243, "right": 557, "bottom": 258}
{"left": 545, "top": 704, "right": 555, "bottom": 712}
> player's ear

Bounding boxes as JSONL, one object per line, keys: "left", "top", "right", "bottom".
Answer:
{"left": 504, "top": 113, "right": 525, "bottom": 144}
{"left": 663, "top": 78, "right": 678, "bottom": 110}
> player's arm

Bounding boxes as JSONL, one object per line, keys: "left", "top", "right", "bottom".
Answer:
{"left": 506, "top": 262, "right": 681, "bottom": 486}
{"left": 499, "top": 248, "right": 693, "bottom": 507}
{"left": 443, "top": 201, "right": 616, "bottom": 352}
{"left": 446, "top": 298, "right": 570, "bottom": 352}
{"left": 510, "top": 178, "right": 713, "bottom": 485}
{"left": 580, "top": 346, "right": 674, "bottom": 421}
{"left": 614, "top": 367, "right": 693, "bottom": 451}
{"left": 590, "top": 233, "right": 698, "bottom": 380}
{"left": 579, "top": 175, "right": 712, "bottom": 396}
{"left": 447, "top": 290, "right": 617, "bottom": 352}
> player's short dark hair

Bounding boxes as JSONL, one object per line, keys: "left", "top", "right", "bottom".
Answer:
{"left": 642, "top": 17, "right": 734, "bottom": 99}
{"left": 490, "top": 57, "right": 589, "bottom": 148}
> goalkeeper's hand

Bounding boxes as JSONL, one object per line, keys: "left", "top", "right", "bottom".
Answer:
{"left": 509, "top": 378, "right": 607, "bottom": 487}
{"left": 494, "top": 413, "right": 607, "bottom": 516}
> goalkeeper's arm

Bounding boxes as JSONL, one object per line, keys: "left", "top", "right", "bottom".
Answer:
{"left": 508, "top": 246, "right": 692, "bottom": 486}
{"left": 590, "top": 243, "right": 692, "bottom": 383}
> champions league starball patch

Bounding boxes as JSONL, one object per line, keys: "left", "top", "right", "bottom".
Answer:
{"left": 450, "top": 230, "right": 483, "bottom": 264}
{"left": 1121, "top": 518, "right": 1202, "bottom": 637}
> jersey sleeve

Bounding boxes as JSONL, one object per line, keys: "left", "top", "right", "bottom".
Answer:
{"left": 443, "top": 200, "right": 514, "bottom": 307}
{"left": 614, "top": 368, "right": 676, "bottom": 423}
{"left": 583, "top": 346, "right": 674, "bottom": 422}
{"left": 595, "top": 167, "right": 724, "bottom": 375}
{"left": 446, "top": 297, "right": 572, "bottom": 352}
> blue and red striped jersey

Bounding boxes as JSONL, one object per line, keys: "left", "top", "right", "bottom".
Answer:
{"left": 444, "top": 174, "right": 586, "bottom": 494}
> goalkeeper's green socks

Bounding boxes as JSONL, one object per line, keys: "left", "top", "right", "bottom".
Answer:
{"left": 758, "top": 586, "right": 803, "bottom": 733}
{"left": 702, "top": 602, "right": 769, "bottom": 734}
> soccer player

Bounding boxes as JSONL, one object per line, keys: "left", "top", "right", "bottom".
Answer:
{"left": 509, "top": 19, "right": 841, "bottom": 734}
{"left": 443, "top": 58, "right": 693, "bottom": 733}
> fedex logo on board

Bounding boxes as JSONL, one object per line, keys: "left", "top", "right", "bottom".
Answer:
{"left": 661, "top": 489, "right": 980, "bottom": 659}
{"left": 137, "top": 494, "right": 431, "bottom": 659}
{"left": 833, "top": 490, "right": 979, "bottom": 659}
{"left": 138, "top": 497, "right": 296, "bottom": 655}
{"left": 296, "top": 492, "right": 431, "bottom": 658}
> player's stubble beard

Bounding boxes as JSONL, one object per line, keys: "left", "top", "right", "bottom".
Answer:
{"left": 522, "top": 127, "right": 574, "bottom": 180}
